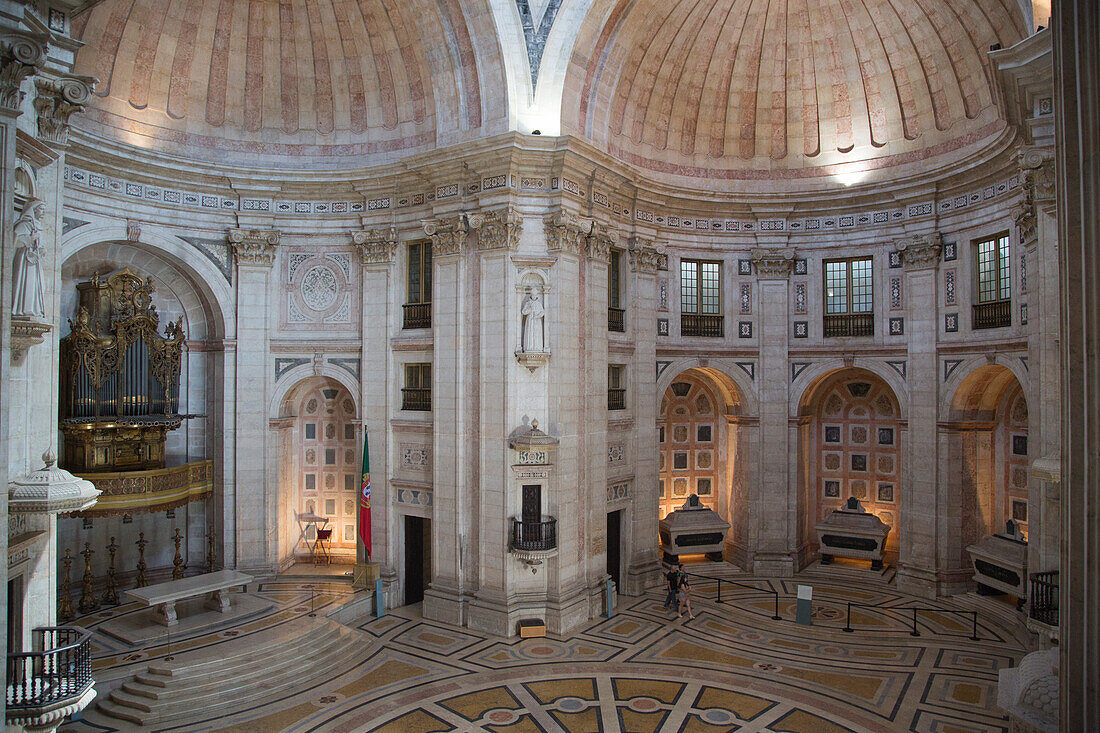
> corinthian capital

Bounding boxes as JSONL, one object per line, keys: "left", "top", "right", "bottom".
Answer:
{"left": 228, "top": 228, "right": 280, "bottom": 267}
{"left": 750, "top": 248, "right": 795, "bottom": 278}
{"left": 424, "top": 215, "right": 469, "bottom": 257}
{"left": 33, "top": 73, "right": 96, "bottom": 145}
{"left": 627, "top": 237, "right": 663, "bottom": 274}
{"left": 543, "top": 211, "right": 590, "bottom": 256}
{"left": 0, "top": 30, "right": 49, "bottom": 112}
{"left": 475, "top": 208, "right": 522, "bottom": 251}
{"left": 897, "top": 233, "right": 942, "bottom": 270}
{"left": 352, "top": 226, "right": 398, "bottom": 265}
{"left": 585, "top": 222, "right": 617, "bottom": 262}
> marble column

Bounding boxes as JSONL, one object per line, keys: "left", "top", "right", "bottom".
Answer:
{"left": 228, "top": 229, "right": 279, "bottom": 572}
{"left": 624, "top": 237, "right": 661, "bottom": 594}
{"left": 1053, "top": 0, "right": 1100, "bottom": 726}
{"left": 421, "top": 215, "right": 471, "bottom": 626}
{"left": 896, "top": 233, "right": 941, "bottom": 596}
{"left": 352, "top": 228, "right": 396, "bottom": 587}
{"left": 749, "top": 247, "right": 795, "bottom": 575}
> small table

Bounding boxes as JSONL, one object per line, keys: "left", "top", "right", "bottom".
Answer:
{"left": 297, "top": 513, "right": 331, "bottom": 560}
{"left": 125, "top": 570, "right": 253, "bottom": 626}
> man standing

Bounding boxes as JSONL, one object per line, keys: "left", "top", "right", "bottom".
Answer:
{"left": 664, "top": 565, "right": 680, "bottom": 611}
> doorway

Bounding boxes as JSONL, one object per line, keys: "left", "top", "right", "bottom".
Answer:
{"left": 8, "top": 576, "right": 23, "bottom": 653}
{"left": 404, "top": 516, "right": 431, "bottom": 605}
{"left": 606, "top": 510, "right": 621, "bottom": 590}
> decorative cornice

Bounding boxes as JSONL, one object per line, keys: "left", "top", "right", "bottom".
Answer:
{"left": 585, "top": 222, "right": 617, "bottom": 262}
{"left": 750, "top": 247, "right": 795, "bottom": 278}
{"left": 627, "top": 236, "right": 663, "bottom": 274}
{"left": 351, "top": 226, "right": 397, "bottom": 265}
{"left": 543, "top": 212, "right": 590, "bottom": 256}
{"left": 228, "top": 228, "right": 279, "bottom": 266}
{"left": 476, "top": 208, "right": 522, "bottom": 251}
{"left": 1013, "top": 148, "right": 1054, "bottom": 244}
{"left": 33, "top": 73, "right": 95, "bottom": 145}
{"left": 897, "top": 232, "right": 943, "bottom": 270}
{"left": 424, "top": 215, "right": 469, "bottom": 257}
{"left": 0, "top": 30, "right": 48, "bottom": 112}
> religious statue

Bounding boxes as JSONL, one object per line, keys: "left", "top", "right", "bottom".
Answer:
{"left": 520, "top": 287, "right": 545, "bottom": 352}
{"left": 12, "top": 198, "right": 46, "bottom": 319}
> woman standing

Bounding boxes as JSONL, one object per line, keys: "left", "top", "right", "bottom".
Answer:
{"left": 677, "top": 578, "right": 695, "bottom": 619}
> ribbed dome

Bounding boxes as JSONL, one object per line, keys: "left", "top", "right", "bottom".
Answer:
{"left": 70, "top": 0, "right": 486, "bottom": 163}
{"left": 566, "top": 0, "right": 1027, "bottom": 182}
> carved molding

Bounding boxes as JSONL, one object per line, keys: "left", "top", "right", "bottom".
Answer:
{"left": 424, "top": 215, "right": 469, "bottom": 257}
{"left": 0, "top": 31, "right": 48, "bottom": 112}
{"left": 585, "top": 222, "right": 617, "bottom": 262}
{"left": 352, "top": 226, "right": 398, "bottom": 265}
{"left": 628, "top": 236, "right": 663, "bottom": 274}
{"left": 476, "top": 207, "right": 522, "bottom": 251}
{"left": 544, "top": 211, "right": 590, "bottom": 256}
{"left": 750, "top": 247, "right": 795, "bottom": 278}
{"left": 228, "top": 228, "right": 280, "bottom": 266}
{"left": 10, "top": 316, "right": 51, "bottom": 365}
{"left": 897, "top": 232, "right": 942, "bottom": 270}
{"left": 1015, "top": 147, "right": 1056, "bottom": 244}
{"left": 33, "top": 73, "right": 95, "bottom": 145}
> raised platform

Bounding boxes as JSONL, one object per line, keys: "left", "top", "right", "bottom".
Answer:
{"left": 98, "top": 591, "right": 272, "bottom": 646}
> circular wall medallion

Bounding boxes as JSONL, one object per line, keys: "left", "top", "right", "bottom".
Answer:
{"left": 301, "top": 265, "right": 338, "bottom": 311}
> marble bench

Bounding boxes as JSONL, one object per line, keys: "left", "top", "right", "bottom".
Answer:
{"left": 125, "top": 570, "right": 254, "bottom": 626}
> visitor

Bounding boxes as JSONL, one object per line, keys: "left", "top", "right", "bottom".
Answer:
{"left": 678, "top": 578, "right": 695, "bottom": 619}
{"left": 664, "top": 564, "right": 680, "bottom": 611}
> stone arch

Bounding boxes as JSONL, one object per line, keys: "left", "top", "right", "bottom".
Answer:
{"left": 271, "top": 363, "right": 361, "bottom": 420}
{"left": 940, "top": 354, "right": 1029, "bottom": 417}
{"left": 944, "top": 364, "right": 1030, "bottom": 576}
{"left": 792, "top": 359, "right": 909, "bottom": 418}
{"left": 795, "top": 367, "right": 905, "bottom": 561}
{"left": 656, "top": 364, "right": 753, "bottom": 566}
{"left": 656, "top": 358, "right": 757, "bottom": 417}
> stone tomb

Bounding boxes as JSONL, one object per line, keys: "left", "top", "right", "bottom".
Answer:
{"left": 815, "top": 498, "right": 890, "bottom": 570}
{"left": 967, "top": 521, "right": 1029, "bottom": 607}
{"left": 659, "top": 494, "right": 730, "bottom": 562}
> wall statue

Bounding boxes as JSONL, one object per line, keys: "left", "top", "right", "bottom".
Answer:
{"left": 12, "top": 198, "right": 46, "bottom": 319}
{"left": 520, "top": 287, "right": 545, "bottom": 353}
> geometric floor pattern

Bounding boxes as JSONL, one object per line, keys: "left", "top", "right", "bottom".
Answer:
{"left": 60, "top": 566, "right": 1030, "bottom": 732}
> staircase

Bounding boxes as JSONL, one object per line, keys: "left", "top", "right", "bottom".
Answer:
{"left": 97, "top": 616, "right": 369, "bottom": 727}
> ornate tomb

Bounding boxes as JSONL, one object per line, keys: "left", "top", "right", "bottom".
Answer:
{"left": 659, "top": 494, "right": 730, "bottom": 563}
{"left": 815, "top": 497, "right": 890, "bottom": 570}
{"left": 967, "top": 520, "right": 1028, "bottom": 608}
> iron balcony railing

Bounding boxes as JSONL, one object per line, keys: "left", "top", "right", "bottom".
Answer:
{"left": 681, "top": 314, "right": 724, "bottom": 337}
{"left": 402, "top": 302, "right": 431, "bottom": 329}
{"left": 511, "top": 518, "right": 557, "bottom": 552}
{"left": 1029, "top": 570, "right": 1059, "bottom": 626}
{"left": 823, "top": 312, "right": 875, "bottom": 337}
{"left": 401, "top": 388, "right": 431, "bottom": 411}
{"left": 6, "top": 626, "right": 93, "bottom": 710}
{"left": 608, "top": 307, "right": 625, "bottom": 332}
{"left": 608, "top": 388, "right": 626, "bottom": 411}
{"left": 973, "top": 300, "right": 1011, "bottom": 329}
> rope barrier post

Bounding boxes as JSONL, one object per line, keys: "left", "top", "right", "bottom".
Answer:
{"left": 843, "top": 602, "right": 853, "bottom": 633}
{"left": 717, "top": 578, "right": 721, "bottom": 604}
{"left": 308, "top": 586, "right": 316, "bottom": 617}
{"left": 970, "top": 611, "right": 980, "bottom": 641}
{"left": 910, "top": 607, "right": 920, "bottom": 637}
{"left": 375, "top": 578, "right": 385, "bottom": 618}
{"left": 772, "top": 591, "right": 781, "bottom": 621}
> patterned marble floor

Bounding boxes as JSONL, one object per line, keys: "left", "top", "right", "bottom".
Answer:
{"left": 60, "top": 567, "right": 1029, "bottom": 733}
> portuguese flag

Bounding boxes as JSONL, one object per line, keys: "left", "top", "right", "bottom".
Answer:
{"left": 359, "top": 431, "right": 371, "bottom": 561}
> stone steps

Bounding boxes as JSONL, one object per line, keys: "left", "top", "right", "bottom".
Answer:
{"left": 97, "top": 617, "right": 369, "bottom": 726}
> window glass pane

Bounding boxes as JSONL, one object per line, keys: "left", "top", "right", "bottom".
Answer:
{"left": 977, "top": 239, "right": 997, "bottom": 302}
{"left": 408, "top": 244, "right": 421, "bottom": 302}
{"left": 998, "top": 235, "right": 1011, "bottom": 301}
{"left": 850, "top": 258, "right": 873, "bottom": 313}
{"left": 423, "top": 244, "right": 432, "bottom": 301}
{"left": 700, "top": 262, "right": 720, "bottom": 314}
{"left": 610, "top": 251, "right": 621, "bottom": 308}
{"left": 825, "top": 261, "right": 848, "bottom": 314}
{"left": 680, "top": 261, "right": 697, "bottom": 313}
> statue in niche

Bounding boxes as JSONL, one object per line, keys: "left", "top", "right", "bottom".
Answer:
{"left": 12, "top": 198, "right": 46, "bottom": 319}
{"left": 520, "top": 286, "right": 545, "bottom": 352}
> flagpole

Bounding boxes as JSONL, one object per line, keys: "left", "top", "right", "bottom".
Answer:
{"left": 354, "top": 426, "right": 379, "bottom": 589}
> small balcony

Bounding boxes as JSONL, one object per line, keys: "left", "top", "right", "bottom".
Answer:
{"left": 973, "top": 300, "right": 1011, "bottom": 330}
{"left": 401, "top": 388, "right": 431, "bottom": 411}
{"left": 6, "top": 626, "right": 96, "bottom": 731}
{"left": 402, "top": 302, "right": 431, "bottom": 329}
{"left": 607, "top": 307, "right": 625, "bottom": 332}
{"left": 823, "top": 313, "right": 875, "bottom": 337}
{"left": 511, "top": 517, "right": 558, "bottom": 572}
{"left": 607, "top": 388, "right": 626, "bottom": 411}
{"left": 1029, "top": 570, "right": 1059, "bottom": 627}
{"left": 681, "top": 314, "right": 724, "bottom": 337}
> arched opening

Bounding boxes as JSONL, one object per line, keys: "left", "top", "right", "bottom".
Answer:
{"left": 798, "top": 369, "right": 904, "bottom": 565}
{"left": 276, "top": 378, "right": 360, "bottom": 566}
{"left": 657, "top": 367, "right": 748, "bottom": 565}
{"left": 948, "top": 365, "right": 1030, "bottom": 553}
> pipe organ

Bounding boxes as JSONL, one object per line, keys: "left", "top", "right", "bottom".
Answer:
{"left": 60, "top": 269, "right": 185, "bottom": 472}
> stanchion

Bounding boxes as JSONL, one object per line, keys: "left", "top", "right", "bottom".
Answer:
{"left": 717, "top": 579, "right": 722, "bottom": 604}
{"left": 970, "top": 612, "right": 980, "bottom": 641}
{"left": 772, "top": 591, "right": 781, "bottom": 621}
{"left": 843, "top": 602, "right": 853, "bottom": 632}
{"left": 165, "top": 626, "right": 174, "bottom": 662}
{"left": 308, "top": 586, "right": 316, "bottom": 617}
{"left": 910, "top": 607, "right": 920, "bottom": 637}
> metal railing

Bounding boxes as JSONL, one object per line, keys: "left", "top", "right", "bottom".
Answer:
{"left": 840, "top": 602, "right": 980, "bottom": 641}
{"left": 607, "top": 388, "right": 626, "bottom": 411}
{"left": 973, "top": 300, "right": 1011, "bottom": 329}
{"left": 401, "top": 387, "right": 431, "bottom": 411}
{"left": 608, "top": 307, "right": 625, "bottom": 332}
{"left": 511, "top": 518, "right": 557, "bottom": 552}
{"left": 681, "top": 314, "right": 724, "bottom": 337}
{"left": 823, "top": 312, "right": 875, "bottom": 337}
{"left": 402, "top": 302, "right": 431, "bottom": 329}
{"left": 681, "top": 571, "right": 782, "bottom": 620}
{"left": 1029, "top": 570, "right": 1059, "bottom": 626}
{"left": 6, "top": 626, "right": 93, "bottom": 710}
